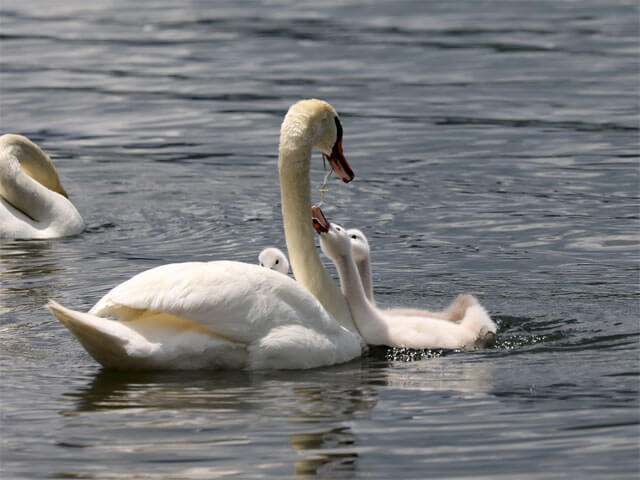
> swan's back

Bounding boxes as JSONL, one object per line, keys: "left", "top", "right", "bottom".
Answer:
{"left": 50, "top": 261, "right": 362, "bottom": 370}
{"left": 92, "top": 261, "right": 346, "bottom": 341}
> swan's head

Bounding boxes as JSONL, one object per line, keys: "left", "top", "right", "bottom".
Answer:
{"left": 312, "top": 206, "right": 352, "bottom": 261}
{"left": 346, "top": 229, "right": 370, "bottom": 264}
{"left": 280, "top": 99, "right": 354, "bottom": 182}
{"left": 258, "top": 247, "right": 290, "bottom": 275}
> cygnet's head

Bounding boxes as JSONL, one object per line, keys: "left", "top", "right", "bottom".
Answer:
{"left": 258, "top": 247, "right": 290, "bottom": 275}
{"left": 346, "top": 229, "right": 370, "bottom": 264}
{"left": 312, "top": 206, "right": 352, "bottom": 262}
{"left": 318, "top": 223, "right": 352, "bottom": 262}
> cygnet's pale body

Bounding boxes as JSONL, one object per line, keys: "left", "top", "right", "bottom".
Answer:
{"left": 258, "top": 247, "right": 290, "bottom": 275}
{"left": 346, "top": 228, "right": 479, "bottom": 321}
{"left": 314, "top": 209, "right": 496, "bottom": 349}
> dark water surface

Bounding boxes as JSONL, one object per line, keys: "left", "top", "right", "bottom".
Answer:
{"left": 1, "top": 0, "right": 638, "bottom": 478}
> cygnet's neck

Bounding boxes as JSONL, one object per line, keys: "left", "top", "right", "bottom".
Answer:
{"left": 331, "top": 250, "right": 387, "bottom": 342}
{"left": 355, "top": 258, "right": 374, "bottom": 304}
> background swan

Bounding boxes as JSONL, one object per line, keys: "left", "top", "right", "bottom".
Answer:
{"left": 347, "top": 228, "right": 480, "bottom": 321}
{"left": 259, "top": 247, "right": 290, "bottom": 274}
{"left": 313, "top": 207, "right": 497, "bottom": 349}
{"left": 0, "top": 134, "right": 84, "bottom": 239}
{"left": 48, "top": 99, "right": 361, "bottom": 370}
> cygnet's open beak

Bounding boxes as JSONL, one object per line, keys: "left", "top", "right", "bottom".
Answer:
{"left": 312, "top": 205, "right": 330, "bottom": 234}
{"left": 326, "top": 117, "right": 354, "bottom": 183}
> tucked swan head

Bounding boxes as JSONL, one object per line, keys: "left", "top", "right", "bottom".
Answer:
{"left": 0, "top": 133, "right": 69, "bottom": 198}
{"left": 258, "top": 247, "right": 290, "bottom": 275}
{"left": 1, "top": 133, "right": 84, "bottom": 239}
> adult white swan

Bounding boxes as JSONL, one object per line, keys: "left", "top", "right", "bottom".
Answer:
{"left": 0, "top": 134, "right": 84, "bottom": 239}
{"left": 313, "top": 207, "right": 497, "bottom": 349}
{"left": 48, "top": 99, "right": 362, "bottom": 370}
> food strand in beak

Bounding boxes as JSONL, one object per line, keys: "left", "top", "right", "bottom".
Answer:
{"left": 319, "top": 158, "right": 333, "bottom": 204}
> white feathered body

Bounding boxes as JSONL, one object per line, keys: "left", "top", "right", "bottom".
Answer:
{"left": 49, "top": 261, "right": 361, "bottom": 370}
{"left": 0, "top": 134, "right": 84, "bottom": 239}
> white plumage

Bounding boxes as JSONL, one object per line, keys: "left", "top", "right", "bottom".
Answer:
{"left": 318, "top": 220, "right": 497, "bottom": 350}
{"left": 346, "top": 228, "right": 485, "bottom": 323}
{"left": 49, "top": 262, "right": 360, "bottom": 370}
{"left": 258, "top": 247, "right": 290, "bottom": 274}
{"left": 48, "top": 99, "right": 362, "bottom": 370}
{"left": 0, "top": 134, "right": 84, "bottom": 239}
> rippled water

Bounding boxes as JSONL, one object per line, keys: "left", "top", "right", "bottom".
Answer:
{"left": 1, "top": 0, "right": 638, "bottom": 478}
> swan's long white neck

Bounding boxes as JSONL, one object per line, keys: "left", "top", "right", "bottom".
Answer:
{"left": 279, "top": 118, "right": 357, "bottom": 334}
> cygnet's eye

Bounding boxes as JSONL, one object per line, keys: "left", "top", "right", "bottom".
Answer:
{"left": 275, "top": 259, "right": 279, "bottom": 264}
{"left": 260, "top": 263, "right": 264, "bottom": 267}
{"left": 351, "top": 234, "right": 357, "bottom": 239}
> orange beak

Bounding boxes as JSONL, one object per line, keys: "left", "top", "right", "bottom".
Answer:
{"left": 326, "top": 139, "right": 354, "bottom": 183}
{"left": 311, "top": 205, "right": 330, "bottom": 234}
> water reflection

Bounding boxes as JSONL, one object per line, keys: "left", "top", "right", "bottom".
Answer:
{"left": 56, "top": 354, "right": 499, "bottom": 477}
{"left": 291, "top": 427, "right": 357, "bottom": 477}
{"left": 0, "top": 240, "right": 63, "bottom": 314}
{"left": 0, "top": 241, "right": 59, "bottom": 275}
{"left": 59, "top": 362, "right": 381, "bottom": 477}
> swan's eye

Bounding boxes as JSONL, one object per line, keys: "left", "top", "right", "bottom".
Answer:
{"left": 260, "top": 263, "right": 264, "bottom": 267}
{"left": 335, "top": 227, "right": 341, "bottom": 231}
{"left": 334, "top": 117, "right": 343, "bottom": 145}
{"left": 275, "top": 259, "right": 279, "bottom": 264}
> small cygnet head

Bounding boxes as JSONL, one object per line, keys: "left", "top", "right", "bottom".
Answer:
{"left": 258, "top": 247, "right": 290, "bottom": 275}
{"left": 312, "top": 206, "right": 352, "bottom": 262}
{"left": 318, "top": 223, "right": 353, "bottom": 262}
{"left": 346, "top": 229, "right": 370, "bottom": 264}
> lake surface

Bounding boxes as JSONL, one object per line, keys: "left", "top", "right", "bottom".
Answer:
{"left": 1, "top": 0, "right": 638, "bottom": 478}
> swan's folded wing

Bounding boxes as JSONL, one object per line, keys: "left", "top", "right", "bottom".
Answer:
{"left": 90, "top": 261, "right": 342, "bottom": 345}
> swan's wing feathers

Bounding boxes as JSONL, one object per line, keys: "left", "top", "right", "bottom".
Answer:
{"left": 48, "top": 300, "right": 158, "bottom": 367}
{"left": 49, "top": 300, "right": 249, "bottom": 370}
{"left": 91, "top": 261, "right": 339, "bottom": 344}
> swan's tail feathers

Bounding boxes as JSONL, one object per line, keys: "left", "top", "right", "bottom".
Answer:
{"left": 459, "top": 304, "right": 498, "bottom": 348}
{"left": 47, "top": 300, "right": 158, "bottom": 369}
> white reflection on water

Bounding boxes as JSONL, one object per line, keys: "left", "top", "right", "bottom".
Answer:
{"left": 53, "top": 356, "right": 495, "bottom": 477}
